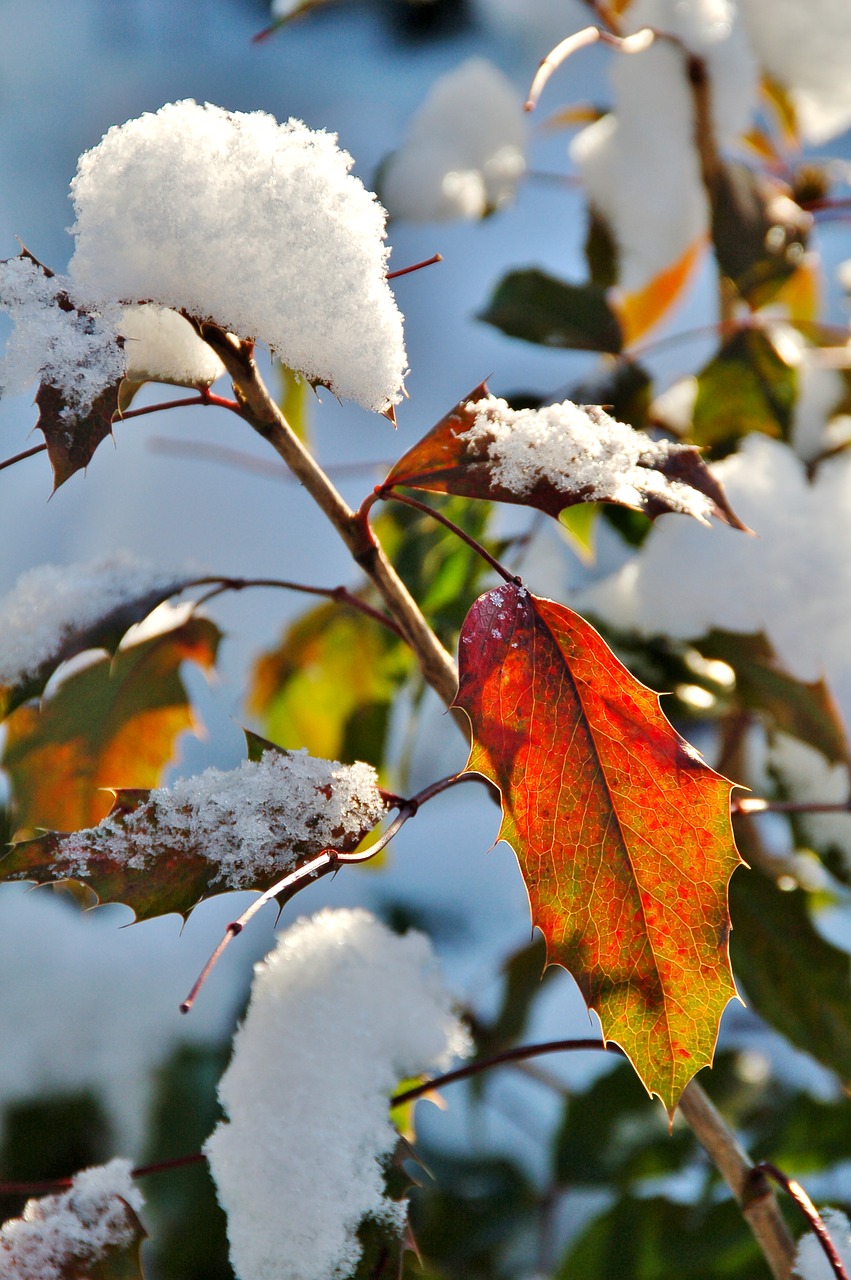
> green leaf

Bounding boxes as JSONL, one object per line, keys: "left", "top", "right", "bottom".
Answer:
{"left": 478, "top": 268, "right": 623, "bottom": 353}
{"left": 247, "top": 603, "right": 410, "bottom": 775}
{"left": 2, "top": 615, "right": 220, "bottom": 834}
{"left": 730, "top": 852, "right": 851, "bottom": 1087}
{"left": 557, "top": 1195, "right": 766, "bottom": 1279}
{"left": 276, "top": 360, "right": 312, "bottom": 443}
{"left": 709, "top": 161, "right": 808, "bottom": 306}
{"left": 691, "top": 329, "right": 797, "bottom": 453}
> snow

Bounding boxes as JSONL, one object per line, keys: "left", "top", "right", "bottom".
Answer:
{"left": 0, "top": 1158, "right": 143, "bottom": 1280}
{"left": 0, "top": 552, "right": 187, "bottom": 691}
{"left": 570, "top": 0, "right": 756, "bottom": 293}
{"left": 0, "top": 254, "right": 125, "bottom": 411}
{"left": 741, "top": 0, "right": 851, "bottom": 144}
{"left": 794, "top": 1208, "right": 851, "bottom": 1280}
{"left": 380, "top": 59, "right": 527, "bottom": 222}
{"left": 582, "top": 435, "right": 851, "bottom": 731}
{"left": 69, "top": 100, "right": 407, "bottom": 413}
{"left": 769, "top": 734, "right": 851, "bottom": 879}
{"left": 59, "top": 749, "right": 386, "bottom": 889}
{"left": 206, "top": 907, "right": 470, "bottom": 1280}
{"left": 465, "top": 394, "right": 715, "bottom": 519}
{"left": 120, "top": 305, "right": 225, "bottom": 388}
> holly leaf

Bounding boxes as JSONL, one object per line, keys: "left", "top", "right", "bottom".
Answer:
{"left": 0, "top": 1185, "right": 147, "bottom": 1280}
{"left": 0, "top": 575, "right": 196, "bottom": 722}
{"left": 382, "top": 383, "right": 746, "bottom": 530}
{"left": 0, "top": 745, "right": 388, "bottom": 921}
{"left": 692, "top": 329, "right": 797, "bottom": 453}
{"left": 478, "top": 269, "right": 623, "bottom": 353}
{"left": 2, "top": 615, "right": 220, "bottom": 834}
{"left": 36, "top": 377, "right": 122, "bottom": 490}
{"left": 454, "top": 585, "right": 742, "bottom": 1115}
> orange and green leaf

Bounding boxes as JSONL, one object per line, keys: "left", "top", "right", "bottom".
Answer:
{"left": 2, "top": 615, "right": 220, "bottom": 834}
{"left": 454, "top": 585, "right": 742, "bottom": 1115}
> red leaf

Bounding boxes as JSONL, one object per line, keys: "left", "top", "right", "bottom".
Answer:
{"left": 454, "top": 585, "right": 742, "bottom": 1114}
{"left": 382, "top": 384, "right": 746, "bottom": 530}
{"left": 36, "top": 377, "right": 122, "bottom": 489}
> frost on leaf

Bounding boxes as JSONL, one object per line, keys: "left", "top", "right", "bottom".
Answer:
{"left": 454, "top": 584, "right": 742, "bottom": 1115}
{"left": 0, "top": 553, "right": 194, "bottom": 720}
{"left": 383, "top": 384, "right": 746, "bottom": 528}
{"left": 0, "top": 252, "right": 126, "bottom": 486}
{"left": 206, "top": 908, "right": 470, "bottom": 1280}
{"left": 69, "top": 100, "right": 407, "bottom": 413}
{"left": 380, "top": 58, "right": 527, "bottom": 222}
{"left": 0, "top": 1158, "right": 145, "bottom": 1280}
{"left": 0, "top": 748, "right": 388, "bottom": 920}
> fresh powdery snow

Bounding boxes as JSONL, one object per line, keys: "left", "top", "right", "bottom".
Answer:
{"left": 0, "top": 552, "right": 188, "bottom": 691}
{"left": 381, "top": 59, "right": 527, "bottom": 221}
{"left": 206, "top": 908, "right": 470, "bottom": 1280}
{"left": 60, "top": 749, "right": 386, "bottom": 889}
{"left": 0, "top": 1158, "right": 144, "bottom": 1280}
{"left": 0, "top": 254, "right": 125, "bottom": 411}
{"left": 794, "top": 1209, "right": 851, "bottom": 1280}
{"left": 69, "top": 100, "right": 407, "bottom": 412}
{"left": 582, "top": 435, "right": 851, "bottom": 729}
{"left": 571, "top": 0, "right": 756, "bottom": 293}
{"left": 121, "top": 304, "right": 225, "bottom": 387}
{"left": 466, "top": 394, "right": 715, "bottom": 519}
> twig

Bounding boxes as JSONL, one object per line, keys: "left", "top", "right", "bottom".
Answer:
{"left": 751, "top": 1162, "right": 849, "bottom": 1280}
{"left": 735, "top": 796, "right": 851, "bottom": 816}
{"left": 0, "top": 442, "right": 47, "bottom": 472}
{"left": 148, "top": 436, "right": 394, "bottom": 482}
{"left": 183, "top": 575, "right": 405, "bottom": 639}
{"left": 679, "top": 1083, "right": 796, "bottom": 1280}
{"left": 189, "top": 325, "right": 460, "bottom": 710}
{"left": 386, "top": 253, "right": 442, "bottom": 281}
{"left": 525, "top": 25, "right": 655, "bottom": 113}
{"left": 376, "top": 489, "right": 518, "bottom": 586}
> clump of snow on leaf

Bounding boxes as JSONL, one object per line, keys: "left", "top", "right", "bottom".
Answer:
{"left": 206, "top": 907, "right": 470, "bottom": 1280}
{"left": 0, "top": 255, "right": 124, "bottom": 411}
{"left": 60, "top": 749, "right": 385, "bottom": 888}
{"left": 570, "top": 0, "right": 756, "bottom": 292}
{"left": 0, "top": 552, "right": 188, "bottom": 691}
{"left": 121, "top": 305, "right": 225, "bottom": 387}
{"left": 69, "top": 100, "right": 407, "bottom": 412}
{"left": 582, "top": 435, "right": 851, "bottom": 729}
{"left": 741, "top": 0, "right": 851, "bottom": 144}
{"left": 794, "top": 1208, "right": 851, "bottom": 1280}
{"left": 381, "top": 59, "right": 526, "bottom": 221}
{"left": 0, "top": 1158, "right": 143, "bottom": 1280}
{"left": 466, "top": 394, "right": 715, "bottom": 519}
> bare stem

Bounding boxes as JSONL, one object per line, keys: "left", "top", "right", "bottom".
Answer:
{"left": 117, "top": 389, "right": 242, "bottom": 422}
{"left": 386, "top": 253, "right": 443, "bottom": 281}
{"left": 190, "top": 324, "right": 460, "bottom": 709}
{"left": 0, "top": 442, "right": 47, "bottom": 473}
{"left": 752, "top": 1162, "right": 849, "bottom": 1280}
{"left": 735, "top": 796, "right": 851, "bottom": 816}
{"left": 378, "top": 488, "right": 518, "bottom": 585}
{"left": 183, "top": 575, "right": 405, "bottom": 639}
{"left": 679, "top": 1083, "right": 796, "bottom": 1280}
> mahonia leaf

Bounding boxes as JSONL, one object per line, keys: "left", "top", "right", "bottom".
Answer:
{"left": 2, "top": 615, "right": 220, "bottom": 834}
{"left": 0, "top": 747, "right": 388, "bottom": 921}
{"left": 454, "top": 584, "right": 742, "bottom": 1115}
{"left": 36, "top": 377, "right": 122, "bottom": 490}
{"left": 478, "top": 269, "right": 623, "bottom": 353}
{"left": 0, "top": 574, "right": 196, "bottom": 722}
{"left": 382, "top": 383, "right": 746, "bottom": 530}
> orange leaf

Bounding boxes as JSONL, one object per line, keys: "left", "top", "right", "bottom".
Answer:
{"left": 454, "top": 585, "right": 742, "bottom": 1115}
{"left": 3, "top": 615, "right": 220, "bottom": 834}
{"left": 615, "top": 236, "right": 706, "bottom": 347}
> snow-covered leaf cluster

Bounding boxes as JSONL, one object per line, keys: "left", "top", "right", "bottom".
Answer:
{"left": 206, "top": 907, "right": 470, "bottom": 1280}
{"left": 0, "top": 1158, "right": 144, "bottom": 1280}
{"left": 57, "top": 748, "right": 386, "bottom": 890}
{"left": 69, "top": 100, "right": 407, "bottom": 412}
{"left": 381, "top": 58, "right": 527, "bottom": 221}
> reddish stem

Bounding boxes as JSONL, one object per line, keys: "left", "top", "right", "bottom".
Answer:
{"left": 377, "top": 488, "right": 518, "bottom": 585}
{"left": 751, "top": 1162, "right": 849, "bottom": 1280}
{"left": 117, "top": 389, "right": 241, "bottom": 421}
{"left": 386, "top": 254, "right": 443, "bottom": 281}
{"left": 734, "top": 796, "right": 851, "bottom": 816}
{"left": 0, "top": 442, "right": 47, "bottom": 472}
{"left": 184, "top": 575, "right": 405, "bottom": 639}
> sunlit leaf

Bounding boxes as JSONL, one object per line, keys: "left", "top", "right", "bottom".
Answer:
{"left": 615, "top": 236, "right": 706, "bottom": 347}
{"left": 691, "top": 329, "right": 797, "bottom": 452}
{"left": 478, "top": 268, "right": 623, "bottom": 353}
{"left": 276, "top": 360, "right": 312, "bottom": 443}
{"left": 454, "top": 585, "right": 742, "bottom": 1114}
{"left": 2, "top": 615, "right": 220, "bottom": 834}
{"left": 382, "top": 383, "right": 746, "bottom": 530}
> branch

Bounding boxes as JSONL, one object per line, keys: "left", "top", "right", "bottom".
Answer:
{"left": 679, "top": 1083, "right": 796, "bottom": 1280}
{"left": 752, "top": 1162, "right": 849, "bottom": 1280}
{"left": 191, "top": 324, "right": 460, "bottom": 710}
